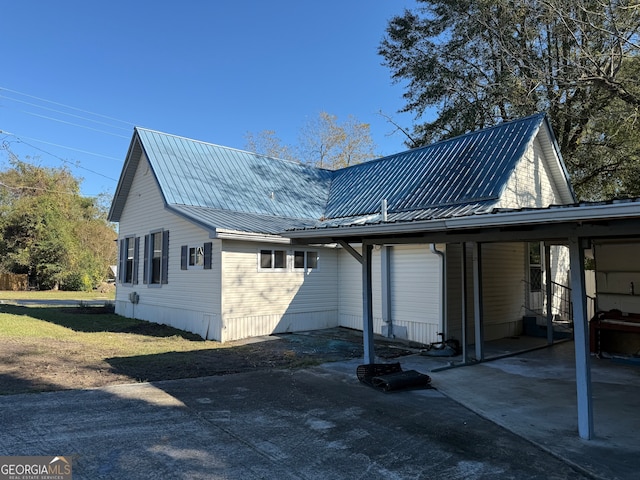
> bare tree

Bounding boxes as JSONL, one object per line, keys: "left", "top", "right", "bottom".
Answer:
{"left": 245, "top": 112, "right": 378, "bottom": 170}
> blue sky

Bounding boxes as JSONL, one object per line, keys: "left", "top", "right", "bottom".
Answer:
{"left": 1, "top": 1, "right": 422, "bottom": 198}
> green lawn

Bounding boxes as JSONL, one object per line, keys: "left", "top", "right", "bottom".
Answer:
{"left": 0, "top": 304, "right": 210, "bottom": 354}
{"left": 0, "top": 289, "right": 115, "bottom": 301}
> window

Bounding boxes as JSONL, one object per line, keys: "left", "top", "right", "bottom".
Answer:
{"left": 189, "top": 246, "right": 204, "bottom": 267}
{"left": 259, "top": 249, "right": 286, "bottom": 270}
{"left": 125, "top": 238, "right": 135, "bottom": 283}
{"left": 307, "top": 251, "right": 318, "bottom": 269}
{"left": 528, "top": 242, "right": 542, "bottom": 292}
{"left": 294, "top": 250, "right": 318, "bottom": 272}
{"left": 144, "top": 230, "right": 169, "bottom": 285}
{"left": 151, "top": 232, "right": 162, "bottom": 283}
{"left": 181, "top": 243, "right": 213, "bottom": 270}
{"left": 118, "top": 236, "right": 139, "bottom": 284}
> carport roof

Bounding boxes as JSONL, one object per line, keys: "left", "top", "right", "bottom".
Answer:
{"left": 283, "top": 197, "right": 640, "bottom": 244}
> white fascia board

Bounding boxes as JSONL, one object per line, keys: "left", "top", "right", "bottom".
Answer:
{"left": 215, "top": 229, "right": 292, "bottom": 244}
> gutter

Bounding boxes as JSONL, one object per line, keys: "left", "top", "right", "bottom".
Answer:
{"left": 215, "top": 229, "right": 293, "bottom": 244}
{"left": 283, "top": 201, "right": 640, "bottom": 239}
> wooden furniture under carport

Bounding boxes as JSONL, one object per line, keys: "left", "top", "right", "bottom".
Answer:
{"left": 590, "top": 310, "right": 640, "bottom": 356}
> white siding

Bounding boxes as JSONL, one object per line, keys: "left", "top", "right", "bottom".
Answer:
{"left": 337, "top": 245, "right": 444, "bottom": 345}
{"left": 495, "top": 137, "right": 564, "bottom": 209}
{"left": 446, "top": 243, "right": 471, "bottom": 342}
{"left": 337, "top": 247, "right": 385, "bottom": 337}
{"left": 481, "top": 243, "right": 527, "bottom": 339}
{"left": 337, "top": 247, "right": 365, "bottom": 331}
{"left": 220, "top": 241, "right": 339, "bottom": 342}
{"left": 390, "top": 245, "right": 443, "bottom": 344}
{"left": 115, "top": 153, "right": 223, "bottom": 340}
{"left": 447, "top": 243, "right": 526, "bottom": 342}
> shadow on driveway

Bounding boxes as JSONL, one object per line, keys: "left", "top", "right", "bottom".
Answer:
{"left": 0, "top": 367, "right": 589, "bottom": 479}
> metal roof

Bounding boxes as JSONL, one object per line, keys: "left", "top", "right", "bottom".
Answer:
{"left": 325, "top": 113, "right": 546, "bottom": 219}
{"left": 284, "top": 197, "right": 640, "bottom": 242}
{"left": 109, "top": 113, "right": 571, "bottom": 236}
{"left": 111, "top": 128, "right": 333, "bottom": 222}
{"left": 314, "top": 201, "right": 495, "bottom": 229}
{"left": 168, "top": 205, "right": 320, "bottom": 236}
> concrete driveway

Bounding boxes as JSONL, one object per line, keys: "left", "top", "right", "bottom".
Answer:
{"left": 0, "top": 364, "right": 588, "bottom": 480}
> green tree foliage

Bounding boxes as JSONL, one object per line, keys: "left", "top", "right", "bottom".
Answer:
{"left": 245, "top": 111, "right": 378, "bottom": 170}
{"left": 379, "top": 0, "right": 640, "bottom": 200}
{"left": 0, "top": 158, "right": 117, "bottom": 291}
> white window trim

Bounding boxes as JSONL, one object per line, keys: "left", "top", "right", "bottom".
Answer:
{"left": 293, "top": 250, "right": 319, "bottom": 274}
{"left": 145, "top": 229, "right": 169, "bottom": 287}
{"left": 123, "top": 236, "right": 136, "bottom": 284}
{"left": 188, "top": 245, "right": 205, "bottom": 270}
{"left": 258, "top": 248, "right": 288, "bottom": 272}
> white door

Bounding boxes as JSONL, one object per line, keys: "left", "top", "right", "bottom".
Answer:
{"left": 527, "top": 242, "right": 543, "bottom": 313}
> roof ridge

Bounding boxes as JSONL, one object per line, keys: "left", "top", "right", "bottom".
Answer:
{"left": 134, "top": 126, "right": 311, "bottom": 168}
{"left": 334, "top": 112, "right": 547, "bottom": 172}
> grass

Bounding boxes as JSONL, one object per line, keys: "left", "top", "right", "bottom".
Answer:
{"left": 0, "top": 291, "right": 379, "bottom": 395}
{"left": 0, "top": 289, "right": 115, "bottom": 301}
{"left": 0, "top": 303, "right": 235, "bottom": 393}
{"left": 0, "top": 304, "right": 213, "bottom": 355}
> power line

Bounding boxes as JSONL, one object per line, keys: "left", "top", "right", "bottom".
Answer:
{"left": 0, "top": 94, "right": 132, "bottom": 134}
{"left": 21, "top": 111, "right": 130, "bottom": 139}
{"left": 0, "top": 86, "right": 135, "bottom": 127}
{"left": 0, "top": 130, "right": 119, "bottom": 182}
{"left": 1, "top": 130, "right": 122, "bottom": 162}
{"left": 0, "top": 86, "right": 131, "bottom": 190}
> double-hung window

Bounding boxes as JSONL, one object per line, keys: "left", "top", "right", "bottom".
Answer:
{"left": 118, "top": 236, "right": 139, "bottom": 284}
{"left": 144, "top": 230, "right": 169, "bottom": 285}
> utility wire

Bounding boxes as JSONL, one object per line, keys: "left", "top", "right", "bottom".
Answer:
{"left": 0, "top": 130, "right": 119, "bottom": 182}
{"left": 22, "top": 111, "right": 130, "bottom": 139}
{"left": 0, "top": 94, "right": 132, "bottom": 133}
{"left": 0, "top": 86, "right": 129, "bottom": 190}
{"left": 1, "top": 130, "right": 121, "bottom": 162}
{"left": 0, "top": 86, "right": 134, "bottom": 127}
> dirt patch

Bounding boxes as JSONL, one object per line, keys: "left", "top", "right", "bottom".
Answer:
{"left": 0, "top": 315, "right": 420, "bottom": 395}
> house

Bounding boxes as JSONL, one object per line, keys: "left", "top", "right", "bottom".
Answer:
{"left": 108, "top": 113, "right": 576, "bottom": 344}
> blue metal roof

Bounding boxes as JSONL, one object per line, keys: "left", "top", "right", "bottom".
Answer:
{"left": 109, "top": 113, "right": 564, "bottom": 235}
{"left": 168, "top": 205, "right": 320, "bottom": 235}
{"left": 325, "top": 113, "right": 545, "bottom": 219}
{"left": 135, "top": 128, "right": 332, "bottom": 220}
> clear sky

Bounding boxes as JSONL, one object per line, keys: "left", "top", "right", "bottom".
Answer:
{"left": 1, "top": 1, "right": 423, "bottom": 198}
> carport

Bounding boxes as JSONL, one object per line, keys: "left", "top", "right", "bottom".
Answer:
{"left": 286, "top": 198, "right": 640, "bottom": 440}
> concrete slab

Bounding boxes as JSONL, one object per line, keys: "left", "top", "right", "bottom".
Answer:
{"left": 1, "top": 366, "right": 588, "bottom": 479}
{"left": 362, "top": 341, "right": 640, "bottom": 480}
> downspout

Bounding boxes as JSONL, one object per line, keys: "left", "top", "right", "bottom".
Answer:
{"left": 430, "top": 244, "right": 446, "bottom": 339}
{"left": 381, "top": 245, "right": 393, "bottom": 338}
